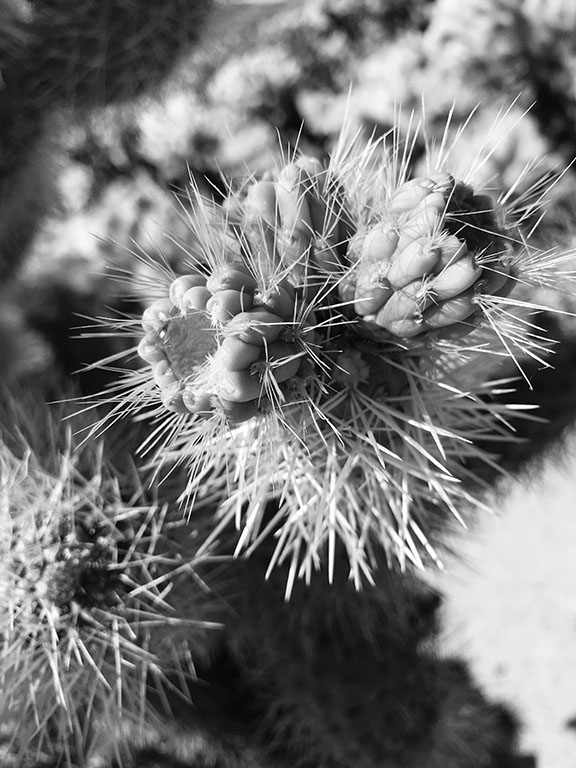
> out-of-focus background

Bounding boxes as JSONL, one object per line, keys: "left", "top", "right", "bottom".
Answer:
{"left": 431, "top": 445, "right": 576, "bottom": 768}
{"left": 2, "top": 1, "right": 576, "bottom": 766}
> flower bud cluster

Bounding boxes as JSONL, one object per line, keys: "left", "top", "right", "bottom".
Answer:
{"left": 138, "top": 260, "right": 309, "bottom": 424}
{"left": 347, "top": 172, "right": 514, "bottom": 339}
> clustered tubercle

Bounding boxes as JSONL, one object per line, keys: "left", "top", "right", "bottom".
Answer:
{"left": 13, "top": 525, "right": 118, "bottom": 626}
{"left": 138, "top": 262, "right": 314, "bottom": 425}
{"left": 137, "top": 156, "right": 516, "bottom": 426}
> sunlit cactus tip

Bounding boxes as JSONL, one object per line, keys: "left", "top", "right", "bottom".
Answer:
{"left": 90, "top": 109, "right": 576, "bottom": 593}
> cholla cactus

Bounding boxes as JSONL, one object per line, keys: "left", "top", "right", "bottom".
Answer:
{"left": 0, "top": 393, "right": 218, "bottom": 767}
{"left": 90, "top": 111, "right": 576, "bottom": 593}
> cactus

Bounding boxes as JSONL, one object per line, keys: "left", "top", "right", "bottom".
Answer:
{"left": 0, "top": 387, "right": 219, "bottom": 767}
{"left": 86, "top": 110, "right": 576, "bottom": 595}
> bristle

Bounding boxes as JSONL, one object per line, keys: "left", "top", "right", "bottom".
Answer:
{"left": 0, "top": 393, "right": 219, "bottom": 766}
{"left": 84, "top": 106, "right": 576, "bottom": 594}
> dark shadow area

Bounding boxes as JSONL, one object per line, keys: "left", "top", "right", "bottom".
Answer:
{"left": 491, "top": 314, "right": 576, "bottom": 473}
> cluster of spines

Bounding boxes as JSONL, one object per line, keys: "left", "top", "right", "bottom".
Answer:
{"left": 132, "top": 150, "right": 363, "bottom": 432}
{"left": 138, "top": 259, "right": 315, "bottom": 425}
{"left": 89, "top": 112, "right": 576, "bottom": 590}
{"left": 346, "top": 171, "right": 514, "bottom": 339}
{"left": 0, "top": 408, "right": 213, "bottom": 767}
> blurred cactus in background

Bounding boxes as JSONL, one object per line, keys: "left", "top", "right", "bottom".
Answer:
{"left": 0, "top": 0, "right": 212, "bottom": 271}
{"left": 0, "top": 386, "right": 222, "bottom": 767}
